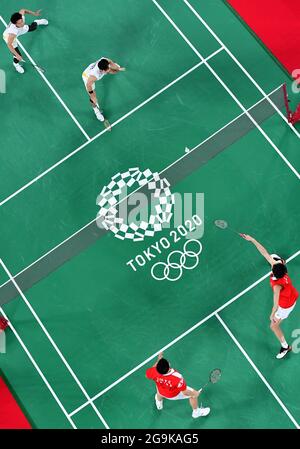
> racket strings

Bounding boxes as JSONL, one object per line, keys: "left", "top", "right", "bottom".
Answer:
{"left": 22, "top": 60, "right": 45, "bottom": 73}
{"left": 214, "top": 220, "right": 228, "bottom": 229}
{"left": 32, "top": 63, "right": 45, "bottom": 73}
{"left": 210, "top": 368, "right": 221, "bottom": 384}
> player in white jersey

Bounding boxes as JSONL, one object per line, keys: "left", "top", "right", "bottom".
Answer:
{"left": 82, "top": 57, "right": 125, "bottom": 129}
{"left": 3, "top": 8, "right": 48, "bottom": 74}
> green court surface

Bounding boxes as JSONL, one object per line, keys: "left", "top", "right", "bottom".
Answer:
{"left": 0, "top": 0, "right": 299, "bottom": 429}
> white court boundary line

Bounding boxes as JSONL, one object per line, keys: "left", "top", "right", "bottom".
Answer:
{"left": 151, "top": 0, "right": 300, "bottom": 180}
{"left": 0, "top": 83, "right": 285, "bottom": 293}
{"left": 69, "top": 249, "right": 300, "bottom": 417}
{"left": 0, "top": 47, "right": 223, "bottom": 208}
{"left": 182, "top": 0, "right": 300, "bottom": 139}
{"left": 0, "top": 258, "right": 110, "bottom": 429}
{"left": 216, "top": 313, "right": 300, "bottom": 429}
{"left": 0, "top": 16, "right": 91, "bottom": 141}
{"left": 0, "top": 306, "right": 77, "bottom": 429}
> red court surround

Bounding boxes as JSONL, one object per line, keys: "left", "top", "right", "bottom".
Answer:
{"left": 227, "top": 0, "right": 300, "bottom": 75}
{"left": 0, "top": 376, "right": 32, "bottom": 429}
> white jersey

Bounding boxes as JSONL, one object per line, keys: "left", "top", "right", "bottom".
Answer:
{"left": 83, "top": 57, "right": 108, "bottom": 82}
{"left": 3, "top": 15, "right": 28, "bottom": 48}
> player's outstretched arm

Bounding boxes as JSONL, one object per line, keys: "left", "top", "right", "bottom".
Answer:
{"left": 240, "top": 234, "right": 274, "bottom": 265}
{"left": 107, "top": 60, "right": 126, "bottom": 74}
{"left": 153, "top": 352, "right": 163, "bottom": 367}
{"left": 19, "top": 8, "right": 42, "bottom": 16}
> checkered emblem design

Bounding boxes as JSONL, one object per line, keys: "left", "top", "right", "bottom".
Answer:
{"left": 96, "top": 168, "right": 175, "bottom": 241}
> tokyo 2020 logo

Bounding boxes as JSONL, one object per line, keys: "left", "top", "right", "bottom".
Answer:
{"left": 96, "top": 167, "right": 175, "bottom": 242}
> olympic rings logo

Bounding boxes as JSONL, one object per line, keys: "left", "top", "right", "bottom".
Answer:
{"left": 151, "top": 239, "right": 202, "bottom": 281}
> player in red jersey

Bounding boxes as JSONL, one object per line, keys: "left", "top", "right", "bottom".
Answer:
{"left": 146, "top": 352, "right": 210, "bottom": 418}
{"left": 241, "top": 235, "right": 298, "bottom": 359}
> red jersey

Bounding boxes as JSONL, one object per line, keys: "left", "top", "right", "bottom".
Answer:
{"left": 146, "top": 367, "right": 187, "bottom": 398}
{"left": 270, "top": 274, "right": 299, "bottom": 308}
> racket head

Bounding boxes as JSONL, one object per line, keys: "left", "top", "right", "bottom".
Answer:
{"left": 104, "top": 119, "right": 112, "bottom": 132}
{"left": 214, "top": 220, "right": 228, "bottom": 230}
{"left": 35, "top": 65, "right": 45, "bottom": 73}
{"left": 209, "top": 368, "right": 221, "bottom": 384}
{"left": 23, "top": 60, "right": 45, "bottom": 73}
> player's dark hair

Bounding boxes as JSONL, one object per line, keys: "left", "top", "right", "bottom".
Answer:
{"left": 98, "top": 58, "right": 109, "bottom": 71}
{"left": 11, "top": 12, "right": 22, "bottom": 24}
{"left": 156, "top": 358, "right": 170, "bottom": 375}
{"left": 272, "top": 262, "right": 287, "bottom": 279}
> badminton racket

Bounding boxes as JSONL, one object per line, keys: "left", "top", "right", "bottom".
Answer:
{"left": 22, "top": 60, "right": 45, "bottom": 73}
{"left": 103, "top": 119, "right": 112, "bottom": 131}
{"left": 90, "top": 101, "right": 112, "bottom": 132}
{"left": 214, "top": 219, "right": 242, "bottom": 236}
{"left": 199, "top": 368, "right": 222, "bottom": 393}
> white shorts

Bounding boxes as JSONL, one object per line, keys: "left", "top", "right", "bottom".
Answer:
{"left": 160, "top": 386, "right": 193, "bottom": 400}
{"left": 274, "top": 303, "right": 296, "bottom": 320}
{"left": 82, "top": 71, "right": 95, "bottom": 90}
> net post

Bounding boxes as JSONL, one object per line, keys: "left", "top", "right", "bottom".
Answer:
{"left": 282, "top": 83, "right": 292, "bottom": 122}
{"left": 0, "top": 316, "right": 8, "bottom": 331}
{"left": 283, "top": 83, "right": 300, "bottom": 124}
{"left": 291, "top": 104, "right": 300, "bottom": 125}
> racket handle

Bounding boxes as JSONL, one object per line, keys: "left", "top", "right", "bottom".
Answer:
{"left": 199, "top": 382, "right": 208, "bottom": 392}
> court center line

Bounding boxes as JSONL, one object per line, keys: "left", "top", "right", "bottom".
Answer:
{"left": 215, "top": 313, "right": 300, "bottom": 429}
{"left": 151, "top": 0, "right": 300, "bottom": 180}
{"left": 0, "top": 83, "right": 284, "bottom": 293}
{"left": 69, "top": 249, "right": 300, "bottom": 417}
{"left": 0, "top": 306, "right": 77, "bottom": 429}
{"left": 182, "top": 0, "right": 300, "bottom": 139}
{"left": 0, "top": 47, "right": 223, "bottom": 208}
{"left": 0, "top": 16, "right": 91, "bottom": 141}
{"left": 0, "top": 258, "right": 110, "bottom": 429}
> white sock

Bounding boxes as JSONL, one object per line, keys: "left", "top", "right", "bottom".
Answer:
{"left": 281, "top": 340, "right": 288, "bottom": 349}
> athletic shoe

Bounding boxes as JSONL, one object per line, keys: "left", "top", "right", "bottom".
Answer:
{"left": 35, "top": 19, "right": 49, "bottom": 25}
{"left": 276, "top": 345, "right": 292, "bottom": 359}
{"left": 192, "top": 407, "right": 210, "bottom": 418}
{"left": 155, "top": 394, "right": 163, "bottom": 410}
{"left": 13, "top": 63, "right": 24, "bottom": 74}
{"left": 94, "top": 108, "right": 105, "bottom": 122}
